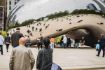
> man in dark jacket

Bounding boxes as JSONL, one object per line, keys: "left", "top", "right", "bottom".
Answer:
{"left": 97, "top": 34, "right": 105, "bottom": 57}
{"left": 74, "top": 38, "right": 80, "bottom": 48}
{"left": 67, "top": 37, "right": 71, "bottom": 48}
{"left": 11, "top": 28, "right": 23, "bottom": 47}
{"left": 5, "top": 33, "right": 11, "bottom": 52}
{"left": 36, "top": 38, "right": 53, "bottom": 70}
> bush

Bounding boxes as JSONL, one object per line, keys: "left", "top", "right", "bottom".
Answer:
{"left": 0, "top": 31, "right": 7, "bottom": 38}
{"left": 8, "top": 19, "right": 35, "bottom": 30}
{"left": 46, "top": 10, "right": 69, "bottom": 19}
{"left": 21, "top": 19, "right": 34, "bottom": 26}
{"left": 36, "top": 17, "right": 45, "bottom": 21}
{"left": 71, "top": 9, "right": 104, "bottom": 15}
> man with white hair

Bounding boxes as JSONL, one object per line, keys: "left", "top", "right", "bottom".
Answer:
{"left": 9, "top": 37, "right": 35, "bottom": 70}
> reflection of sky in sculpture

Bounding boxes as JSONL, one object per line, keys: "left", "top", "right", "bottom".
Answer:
{"left": 15, "top": 0, "right": 100, "bottom": 22}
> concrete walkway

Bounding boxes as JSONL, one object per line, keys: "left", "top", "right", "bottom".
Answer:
{"left": 0, "top": 45, "right": 105, "bottom": 70}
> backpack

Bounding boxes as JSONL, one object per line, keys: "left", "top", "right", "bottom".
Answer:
{"left": 96, "top": 43, "right": 100, "bottom": 50}
{"left": 51, "top": 63, "right": 62, "bottom": 70}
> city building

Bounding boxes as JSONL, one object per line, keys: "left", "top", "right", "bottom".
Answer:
{"left": 0, "top": 0, "right": 7, "bottom": 30}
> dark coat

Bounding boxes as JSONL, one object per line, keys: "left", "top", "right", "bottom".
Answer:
{"left": 36, "top": 48, "right": 53, "bottom": 70}
{"left": 51, "top": 63, "right": 62, "bottom": 70}
{"left": 5, "top": 36, "right": 11, "bottom": 44}
{"left": 67, "top": 37, "right": 71, "bottom": 44}
{"left": 99, "top": 37, "right": 105, "bottom": 48}
{"left": 11, "top": 32, "right": 23, "bottom": 47}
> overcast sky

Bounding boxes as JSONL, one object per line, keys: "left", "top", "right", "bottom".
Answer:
{"left": 15, "top": 0, "right": 100, "bottom": 23}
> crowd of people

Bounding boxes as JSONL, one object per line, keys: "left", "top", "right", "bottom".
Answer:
{"left": 0, "top": 26, "right": 105, "bottom": 70}
{"left": 48, "top": 35, "right": 85, "bottom": 49}
{"left": 0, "top": 28, "right": 62, "bottom": 70}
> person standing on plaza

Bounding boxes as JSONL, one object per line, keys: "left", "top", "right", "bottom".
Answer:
{"left": 60, "top": 36, "right": 63, "bottom": 47}
{"left": 0, "top": 32, "right": 4, "bottom": 55}
{"left": 95, "top": 40, "right": 100, "bottom": 51}
{"left": 9, "top": 37, "right": 35, "bottom": 70}
{"left": 37, "top": 38, "right": 41, "bottom": 50}
{"left": 5, "top": 33, "right": 11, "bottom": 52}
{"left": 80, "top": 36, "right": 85, "bottom": 47}
{"left": 11, "top": 28, "right": 23, "bottom": 47}
{"left": 62, "top": 35, "right": 67, "bottom": 48}
{"left": 50, "top": 37, "right": 55, "bottom": 49}
{"left": 67, "top": 36, "right": 71, "bottom": 48}
{"left": 74, "top": 38, "right": 80, "bottom": 48}
{"left": 25, "top": 36, "right": 31, "bottom": 47}
{"left": 36, "top": 38, "right": 53, "bottom": 70}
{"left": 40, "top": 36, "right": 44, "bottom": 49}
{"left": 97, "top": 34, "right": 105, "bottom": 57}
{"left": 37, "top": 36, "right": 44, "bottom": 50}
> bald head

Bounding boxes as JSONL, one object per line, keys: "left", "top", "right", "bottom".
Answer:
{"left": 19, "top": 37, "right": 27, "bottom": 46}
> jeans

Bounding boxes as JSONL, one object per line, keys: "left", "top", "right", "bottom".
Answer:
{"left": 97, "top": 46, "right": 105, "bottom": 57}
{"left": 0, "top": 45, "right": 3, "bottom": 55}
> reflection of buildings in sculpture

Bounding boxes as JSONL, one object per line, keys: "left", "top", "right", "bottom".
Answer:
{"left": 87, "top": 3, "right": 98, "bottom": 10}
{"left": 7, "top": 0, "right": 105, "bottom": 25}
{"left": 93, "top": 0, "right": 105, "bottom": 13}
{"left": 101, "top": 0, "right": 105, "bottom": 3}
{"left": 7, "top": 0, "right": 21, "bottom": 16}
{"left": 7, "top": 0, "right": 25, "bottom": 24}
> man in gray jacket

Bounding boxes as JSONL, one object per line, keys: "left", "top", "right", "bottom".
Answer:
{"left": 9, "top": 37, "right": 35, "bottom": 70}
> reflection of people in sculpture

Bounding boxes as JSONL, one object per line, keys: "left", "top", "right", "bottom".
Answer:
{"left": 80, "top": 37, "right": 85, "bottom": 46}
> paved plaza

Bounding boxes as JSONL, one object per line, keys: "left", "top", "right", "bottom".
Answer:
{"left": 0, "top": 45, "right": 105, "bottom": 70}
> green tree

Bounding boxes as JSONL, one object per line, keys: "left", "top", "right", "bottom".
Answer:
{"left": 46, "top": 10, "right": 69, "bottom": 19}
{"left": 15, "top": 21, "right": 20, "bottom": 27}
{"left": 21, "top": 19, "right": 34, "bottom": 26}
{"left": 71, "top": 9, "right": 103, "bottom": 15}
